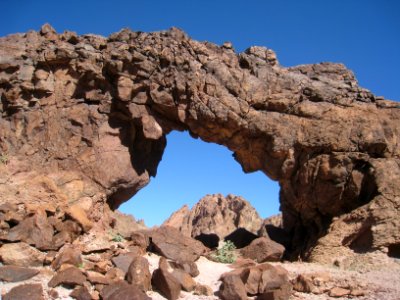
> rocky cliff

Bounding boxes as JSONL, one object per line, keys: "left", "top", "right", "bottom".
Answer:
{"left": 1, "top": 24, "right": 399, "bottom": 262}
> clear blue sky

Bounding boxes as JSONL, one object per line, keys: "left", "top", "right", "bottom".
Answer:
{"left": 2, "top": 1, "right": 399, "bottom": 226}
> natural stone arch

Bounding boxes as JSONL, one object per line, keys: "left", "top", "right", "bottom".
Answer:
{"left": 0, "top": 24, "right": 399, "bottom": 262}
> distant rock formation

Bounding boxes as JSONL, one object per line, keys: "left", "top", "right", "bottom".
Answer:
{"left": 163, "top": 194, "right": 263, "bottom": 248}
{"left": 1, "top": 24, "right": 399, "bottom": 262}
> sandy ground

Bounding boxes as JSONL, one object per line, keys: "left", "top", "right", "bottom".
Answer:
{"left": 1, "top": 252, "right": 399, "bottom": 299}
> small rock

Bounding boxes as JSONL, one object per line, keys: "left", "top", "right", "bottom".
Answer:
{"left": 48, "top": 266, "right": 86, "bottom": 288}
{"left": 171, "top": 268, "right": 196, "bottom": 292}
{"left": 70, "top": 286, "right": 92, "bottom": 300}
{"left": 3, "top": 283, "right": 44, "bottom": 300}
{"left": 193, "top": 283, "right": 213, "bottom": 296}
{"left": 67, "top": 204, "right": 93, "bottom": 232}
{"left": 51, "top": 246, "right": 82, "bottom": 270}
{"left": 170, "top": 260, "right": 199, "bottom": 277}
{"left": 86, "top": 270, "right": 110, "bottom": 285}
{"left": 329, "top": 287, "right": 350, "bottom": 297}
{"left": 105, "top": 267, "right": 125, "bottom": 282}
{"left": 0, "top": 265, "right": 39, "bottom": 282}
{"left": 350, "top": 288, "right": 365, "bottom": 296}
{"left": 100, "top": 280, "right": 150, "bottom": 300}
{"left": 126, "top": 256, "right": 151, "bottom": 291}
{"left": 292, "top": 274, "right": 316, "bottom": 293}
{"left": 0, "top": 242, "right": 45, "bottom": 266}
{"left": 219, "top": 274, "right": 248, "bottom": 300}
{"left": 131, "top": 231, "right": 150, "bottom": 250}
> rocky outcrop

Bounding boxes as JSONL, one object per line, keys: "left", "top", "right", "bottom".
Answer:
{"left": 163, "top": 194, "right": 263, "bottom": 248}
{"left": 0, "top": 24, "right": 399, "bottom": 261}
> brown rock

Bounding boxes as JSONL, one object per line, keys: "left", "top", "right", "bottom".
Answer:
{"left": 148, "top": 226, "right": 207, "bottom": 262}
{"left": 240, "top": 237, "right": 285, "bottom": 262}
{"left": 164, "top": 194, "right": 263, "bottom": 248}
{"left": 130, "top": 231, "right": 150, "bottom": 250}
{"left": 169, "top": 260, "right": 199, "bottom": 277}
{"left": 292, "top": 274, "right": 316, "bottom": 293}
{"left": 151, "top": 257, "right": 181, "bottom": 300}
{"left": 329, "top": 287, "right": 350, "bottom": 297}
{"left": 70, "top": 286, "right": 92, "bottom": 300}
{"left": 0, "top": 242, "right": 45, "bottom": 266}
{"left": 86, "top": 270, "right": 110, "bottom": 285}
{"left": 100, "top": 280, "right": 150, "bottom": 300}
{"left": 105, "top": 267, "right": 125, "bottom": 282}
{"left": 126, "top": 256, "right": 151, "bottom": 291}
{"left": 67, "top": 204, "right": 93, "bottom": 232}
{"left": 111, "top": 252, "right": 138, "bottom": 274}
{"left": 219, "top": 274, "right": 248, "bottom": 300}
{"left": 0, "top": 265, "right": 39, "bottom": 282}
{"left": 110, "top": 210, "right": 146, "bottom": 239}
{"left": 171, "top": 268, "right": 196, "bottom": 292}
{"left": 3, "top": 283, "right": 44, "bottom": 300}
{"left": 194, "top": 284, "right": 214, "bottom": 296}
{"left": 51, "top": 246, "right": 82, "bottom": 270}
{"left": 48, "top": 266, "right": 86, "bottom": 288}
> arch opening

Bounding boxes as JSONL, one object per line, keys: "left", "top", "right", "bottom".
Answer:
{"left": 119, "top": 130, "right": 281, "bottom": 228}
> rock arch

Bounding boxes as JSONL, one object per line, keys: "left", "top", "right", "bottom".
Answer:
{"left": 0, "top": 24, "right": 399, "bottom": 262}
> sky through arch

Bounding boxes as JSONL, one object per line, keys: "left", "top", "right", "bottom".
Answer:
{"left": 119, "top": 131, "right": 281, "bottom": 226}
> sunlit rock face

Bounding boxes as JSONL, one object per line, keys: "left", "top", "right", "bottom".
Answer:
{"left": 0, "top": 24, "right": 399, "bottom": 262}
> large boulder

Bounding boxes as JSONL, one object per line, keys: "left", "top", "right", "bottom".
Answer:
{"left": 163, "top": 194, "right": 263, "bottom": 248}
{"left": 240, "top": 237, "right": 285, "bottom": 262}
{"left": 0, "top": 242, "right": 45, "bottom": 266}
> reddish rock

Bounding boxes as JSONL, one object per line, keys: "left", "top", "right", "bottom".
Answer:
{"left": 241, "top": 237, "right": 285, "bottom": 262}
{"left": 292, "top": 274, "right": 316, "bottom": 293}
{"left": 0, "top": 242, "right": 45, "bottom": 266}
{"left": 48, "top": 266, "right": 86, "bottom": 288}
{"left": 219, "top": 274, "right": 248, "bottom": 300}
{"left": 148, "top": 226, "right": 207, "bottom": 262}
{"left": 110, "top": 210, "right": 147, "bottom": 239}
{"left": 151, "top": 257, "right": 181, "bottom": 300}
{"left": 67, "top": 204, "right": 93, "bottom": 233}
{"left": 130, "top": 231, "right": 150, "bottom": 250}
{"left": 0, "top": 265, "right": 39, "bottom": 282}
{"left": 329, "top": 287, "right": 350, "bottom": 297}
{"left": 86, "top": 270, "right": 110, "bottom": 285}
{"left": 70, "top": 286, "right": 92, "bottom": 300}
{"left": 3, "top": 283, "right": 44, "bottom": 300}
{"left": 193, "top": 284, "right": 214, "bottom": 296}
{"left": 51, "top": 246, "right": 82, "bottom": 270}
{"left": 125, "top": 256, "right": 151, "bottom": 291}
{"left": 0, "top": 25, "right": 399, "bottom": 264}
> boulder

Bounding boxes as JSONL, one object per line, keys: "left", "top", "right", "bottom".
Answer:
{"left": 171, "top": 268, "right": 196, "bottom": 292}
{"left": 48, "top": 266, "right": 86, "bottom": 288}
{"left": 0, "top": 265, "right": 39, "bottom": 282}
{"left": 148, "top": 226, "right": 207, "bottom": 262}
{"left": 126, "top": 256, "right": 151, "bottom": 291}
{"left": 169, "top": 260, "right": 199, "bottom": 277}
{"left": 70, "top": 286, "right": 92, "bottom": 300}
{"left": 110, "top": 210, "right": 147, "bottom": 239}
{"left": 111, "top": 252, "right": 139, "bottom": 274}
{"left": 3, "top": 283, "right": 44, "bottom": 300}
{"left": 0, "top": 242, "right": 45, "bottom": 266}
{"left": 240, "top": 237, "right": 285, "bottom": 262}
{"left": 151, "top": 257, "right": 181, "bottom": 300}
{"left": 51, "top": 246, "right": 82, "bottom": 270}
{"left": 219, "top": 274, "right": 248, "bottom": 300}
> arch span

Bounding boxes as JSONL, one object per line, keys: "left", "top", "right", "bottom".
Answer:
{"left": 0, "top": 25, "right": 399, "bottom": 262}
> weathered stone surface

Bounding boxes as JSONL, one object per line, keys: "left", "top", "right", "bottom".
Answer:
{"left": 164, "top": 194, "right": 263, "bottom": 248}
{"left": 3, "top": 283, "right": 44, "bottom": 300}
{"left": 169, "top": 260, "right": 199, "bottom": 277}
{"left": 0, "top": 242, "right": 45, "bottom": 266}
{"left": 0, "top": 265, "right": 39, "bottom": 282}
{"left": 48, "top": 266, "right": 86, "bottom": 288}
{"left": 70, "top": 286, "right": 92, "bottom": 300}
{"left": 148, "top": 226, "right": 207, "bottom": 262}
{"left": 111, "top": 252, "right": 138, "bottom": 274}
{"left": 110, "top": 210, "right": 146, "bottom": 239}
{"left": 171, "top": 268, "right": 196, "bottom": 292}
{"left": 101, "top": 280, "right": 151, "bottom": 300}
{"left": 219, "top": 274, "right": 248, "bottom": 300}
{"left": 151, "top": 257, "right": 181, "bottom": 300}
{"left": 51, "top": 246, "right": 82, "bottom": 270}
{"left": 0, "top": 26, "right": 399, "bottom": 261}
{"left": 194, "top": 283, "right": 214, "bottom": 296}
{"left": 240, "top": 237, "right": 285, "bottom": 262}
{"left": 125, "top": 256, "right": 151, "bottom": 291}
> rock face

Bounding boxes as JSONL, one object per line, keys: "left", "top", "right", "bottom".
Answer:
{"left": 0, "top": 24, "right": 399, "bottom": 261}
{"left": 163, "top": 194, "right": 263, "bottom": 248}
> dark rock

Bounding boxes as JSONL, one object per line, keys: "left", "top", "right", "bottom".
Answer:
{"left": 0, "top": 265, "right": 39, "bottom": 282}
{"left": 126, "top": 256, "right": 151, "bottom": 291}
{"left": 111, "top": 252, "right": 138, "bottom": 274}
{"left": 3, "top": 283, "right": 44, "bottom": 300}
{"left": 148, "top": 226, "right": 207, "bottom": 262}
{"left": 48, "top": 266, "right": 86, "bottom": 288}
{"left": 151, "top": 257, "right": 181, "bottom": 300}
{"left": 240, "top": 237, "right": 285, "bottom": 262}
{"left": 100, "top": 280, "right": 151, "bottom": 300}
